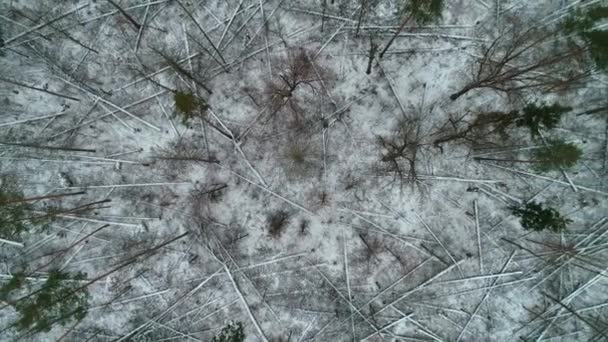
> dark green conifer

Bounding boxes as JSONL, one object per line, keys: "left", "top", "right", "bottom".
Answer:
{"left": 512, "top": 202, "right": 571, "bottom": 232}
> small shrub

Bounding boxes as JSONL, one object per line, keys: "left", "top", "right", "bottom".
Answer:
{"left": 281, "top": 138, "right": 319, "bottom": 179}
{"left": 511, "top": 202, "right": 571, "bottom": 232}
{"left": 267, "top": 210, "right": 291, "bottom": 238}
{"left": 299, "top": 219, "right": 309, "bottom": 235}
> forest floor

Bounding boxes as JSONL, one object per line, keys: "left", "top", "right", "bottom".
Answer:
{"left": 1, "top": 0, "right": 608, "bottom": 341}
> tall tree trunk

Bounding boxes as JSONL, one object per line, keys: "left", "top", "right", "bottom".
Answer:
{"left": 355, "top": 0, "right": 368, "bottom": 37}
{"left": 366, "top": 37, "right": 378, "bottom": 74}
{"left": 321, "top": 0, "right": 327, "bottom": 32}
{"left": 0, "top": 191, "right": 86, "bottom": 205}
{"left": 106, "top": 0, "right": 141, "bottom": 30}
{"left": 378, "top": 14, "right": 412, "bottom": 59}
{"left": 575, "top": 105, "right": 608, "bottom": 116}
{"left": 0, "top": 141, "right": 95, "bottom": 153}
{"left": 474, "top": 157, "right": 537, "bottom": 163}
{"left": 0, "top": 77, "right": 81, "bottom": 102}
{"left": 449, "top": 84, "right": 476, "bottom": 101}
{"left": 175, "top": 0, "right": 227, "bottom": 64}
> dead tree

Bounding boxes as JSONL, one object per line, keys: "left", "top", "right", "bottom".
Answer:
{"left": 264, "top": 48, "right": 330, "bottom": 123}
{"left": 376, "top": 117, "right": 425, "bottom": 186}
{"left": 152, "top": 134, "right": 220, "bottom": 179}
{"left": 450, "top": 26, "right": 589, "bottom": 101}
{"left": 151, "top": 47, "right": 213, "bottom": 95}
{"left": 175, "top": 0, "right": 226, "bottom": 64}
{"left": 355, "top": 0, "right": 369, "bottom": 37}
{"left": 106, "top": 0, "right": 141, "bottom": 30}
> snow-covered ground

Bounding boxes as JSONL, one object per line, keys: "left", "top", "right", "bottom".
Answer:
{"left": 1, "top": 0, "right": 607, "bottom": 341}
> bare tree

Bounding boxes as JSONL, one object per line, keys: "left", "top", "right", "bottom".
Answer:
{"left": 450, "top": 26, "right": 589, "bottom": 101}
{"left": 264, "top": 48, "right": 331, "bottom": 124}
{"left": 376, "top": 117, "right": 426, "bottom": 186}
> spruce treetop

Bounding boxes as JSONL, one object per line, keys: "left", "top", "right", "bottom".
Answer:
{"left": 0, "top": 270, "right": 89, "bottom": 333}
{"left": 1, "top": 180, "right": 33, "bottom": 241}
{"left": 516, "top": 103, "right": 572, "bottom": 138}
{"left": 511, "top": 202, "right": 571, "bottom": 232}
{"left": 403, "top": 0, "right": 443, "bottom": 25}
{"left": 564, "top": 6, "right": 608, "bottom": 71}
{"left": 533, "top": 139, "right": 582, "bottom": 171}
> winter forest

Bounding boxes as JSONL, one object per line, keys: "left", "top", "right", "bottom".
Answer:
{"left": 0, "top": 0, "right": 607, "bottom": 341}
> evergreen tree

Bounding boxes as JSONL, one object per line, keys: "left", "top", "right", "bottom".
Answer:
{"left": 405, "top": 0, "right": 444, "bottom": 24}
{"left": 0, "top": 272, "right": 25, "bottom": 300}
{"left": 515, "top": 103, "right": 572, "bottom": 137}
{"left": 473, "top": 139, "right": 582, "bottom": 172}
{"left": 0, "top": 180, "right": 35, "bottom": 241}
{"left": 212, "top": 321, "right": 245, "bottom": 342}
{"left": 0, "top": 270, "right": 89, "bottom": 333}
{"left": 564, "top": 6, "right": 608, "bottom": 71}
{"left": 533, "top": 139, "right": 582, "bottom": 171}
{"left": 173, "top": 91, "right": 208, "bottom": 123}
{"left": 511, "top": 202, "right": 571, "bottom": 232}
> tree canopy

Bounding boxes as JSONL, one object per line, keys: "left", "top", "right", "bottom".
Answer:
{"left": 512, "top": 202, "right": 571, "bottom": 232}
{"left": 403, "top": 0, "right": 444, "bottom": 24}
{"left": 533, "top": 139, "right": 582, "bottom": 171}
{"left": 1, "top": 180, "right": 34, "bottom": 241}
{"left": 515, "top": 103, "right": 572, "bottom": 138}
{"left": 173, "top": 91, "right": 208, "bottom": 123}
{"left": 0, "top": 270, "right": 89, "bottom": 333}
{"left": 564, "top": 6, "right": 608, "bottom": 71}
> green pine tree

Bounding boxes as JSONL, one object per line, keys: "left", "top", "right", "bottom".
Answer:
{"left": 511, "top": 202, "right": 571, "bottom": 232}
{"left": 173, "top": 91, "right": 208, "bottom": 123}
{"left": 0, "top": 270, "right": 89, "bottom": 333}
{"left": 533, "top": 139, "right": 582, "bottom": 172}
{"left": 515, "top": 103, "right": 572, "bottom": 137}
{"left": 564, "top": 6, "right": 608, "bottom": 71}
{"left": 212, "top": 321, "right": 245, "bottom": 342}
{"left": 0, "top": 180, "right": 34, "bottom": 241}
{"left": 405, "top": 0, "right": 444, "bottom": 25}
{"left": 0, "top": 178, "right": 53, "bottom": 243}
{"left": 0, "top": 272, "right": 25, "bottom": 300}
